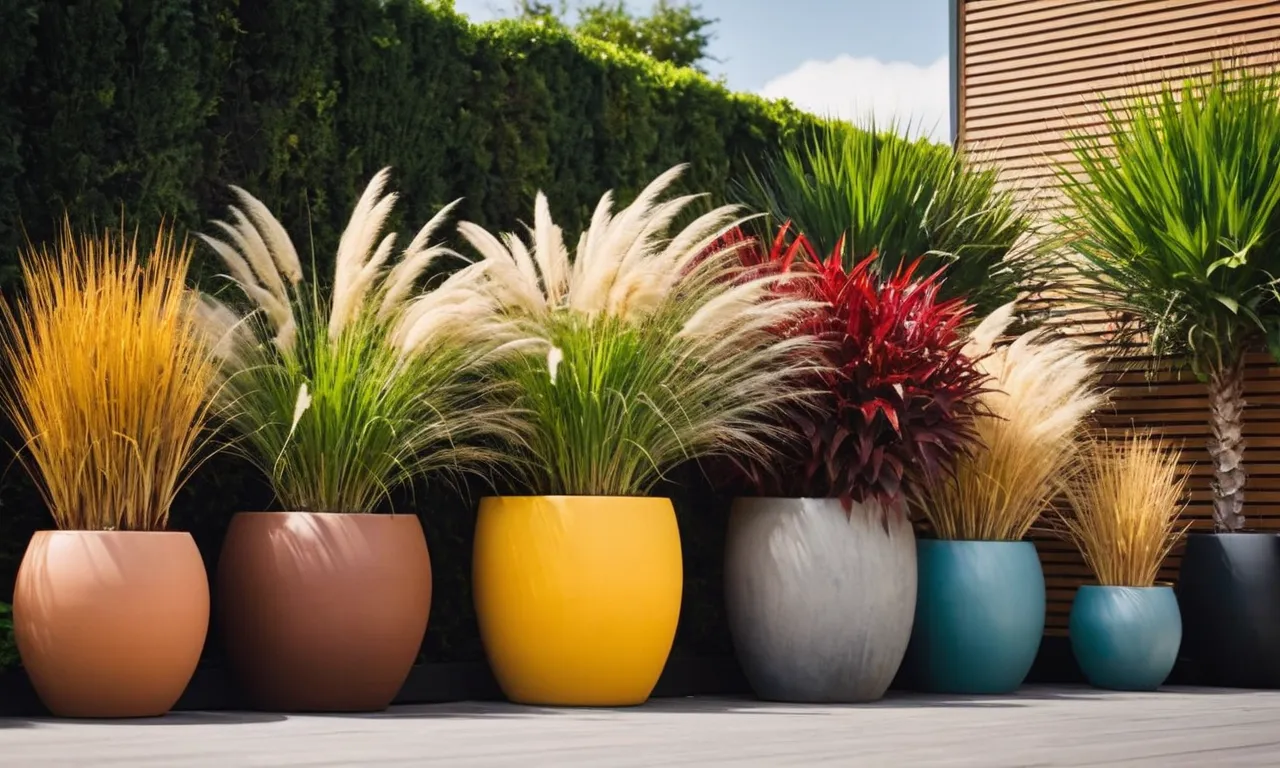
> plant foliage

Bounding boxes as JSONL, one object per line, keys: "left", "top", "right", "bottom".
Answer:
{"left": 1057, "top": 63, "right": 1280, "bottom": 374}
{"left": 913, "top": 304, "right": 1107, "bottom": 541}
{"left": 0, "top": 223, "right": 217, "bottom": 531}
{"left": 726, "top": 224, "right": 987, "bottom": 506}
{"left": 519, "top": 0, "right": 718, "bottom": 72}
{"left": 195, "top": 169, "right": 521, "bottom": 513}
{"left": 457, "top": 166, "right": 821, "bottom": 496}
{"left": 1057, "top": 432, "right": 1190, "bottom": 588}
{"left": 1057, "top": 61, "right": 1280, "bottom": 533}
{"left": 737, "top": 121, "right": 1047, "bottom": 317}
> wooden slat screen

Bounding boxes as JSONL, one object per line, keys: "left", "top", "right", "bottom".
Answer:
{"left": 956, "top": 0, "right": 1280, "bottom": 635}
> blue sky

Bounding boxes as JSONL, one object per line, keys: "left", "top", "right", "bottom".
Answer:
{"left": 451, "top": 0, "right": 952, "bottom": 140}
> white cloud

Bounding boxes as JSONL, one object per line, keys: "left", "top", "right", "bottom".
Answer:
{"left": 760, "top": 55, "right": 951, "bottom": 143}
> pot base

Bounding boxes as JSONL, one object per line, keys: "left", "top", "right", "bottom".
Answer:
{"left": 725, "top": 497, "right": 916, "bottom": 703}
{"left": 14, "top": 531, "right": 209, "bottom": 718}
{"left": 473, "top": 496, "right": 682, "bottom": 707}
{"left": 217, "top": 512, "right": 432, "bottom": 713}
{"left": 1177, "top": 532, "right": 1280, "bottom": 688}
{"left": 1070, "top": 585, "right": 1181, "bottom": 692}
{"left": 903, "top": 539, "right": 1045, "bottom": 695}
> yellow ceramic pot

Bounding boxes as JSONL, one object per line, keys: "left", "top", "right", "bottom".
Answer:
{"left": 473, "top": 496, "right": 683, "bottom": 706}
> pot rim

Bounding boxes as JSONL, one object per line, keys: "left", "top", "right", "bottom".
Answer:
{"left": 478, "top": 495, "right": 672, "bottom": 502}
{"left": 231, "top": 510, "right": 411, "bottom": 517}
{"left": 32, "top": 529, "right": 192, "bottom": 537}
{"left": 1076, "top": 582, "right": 1174, "bottom": 591}
{"left": 916, "top": 537, "right": 1034, "bottom": 545}
{"left": 730, "top": 495, "right": 888, "bottom": 503}
{"left": 1185, "top": 530, "right": 1279, "bottom": 537}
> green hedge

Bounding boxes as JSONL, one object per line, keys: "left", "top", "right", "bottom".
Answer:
{"left": 0, "top": 0, "right": 821, "bottom": 284}
{"left": 0, "top": 0, "right": 825, "bottom": 667}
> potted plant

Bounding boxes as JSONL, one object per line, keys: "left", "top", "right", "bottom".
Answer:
{"left": 1056, "top": 432, "right": 1189, "bottom": 691}
{"left": 195, "top": 169, "right": 516, "bottom": 712}
{"left": 904, "top": 303, "right": 1106, "bottom": 694}
{"left": 458, "top": 166, "right": 818, "bottom": 707}
{"left": 720, "top": 225, "right": 987, "bottom": 703}
{"left": 1058, "top": 63, "right": 1280, "bottom": 688}
{"left": 736, "top": 120, "right": 1050, "bottom": 316}
{"left": 1, "top": 224, "right": 215, "bottom": 718}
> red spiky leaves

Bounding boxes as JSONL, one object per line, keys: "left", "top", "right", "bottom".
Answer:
{"left": 726, "top": 224, "right": 987, "bottom": 507}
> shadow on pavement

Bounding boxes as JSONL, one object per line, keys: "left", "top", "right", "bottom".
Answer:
{"left": 1, "top": 710, "right": 288, "bottom": 726}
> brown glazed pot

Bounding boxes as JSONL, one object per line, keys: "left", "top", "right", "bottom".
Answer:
{"left": 14, "top": 531, "right": 210, "bottom": 718}
{"left": 217, "top": 512, "right": 432, "bottom": 712}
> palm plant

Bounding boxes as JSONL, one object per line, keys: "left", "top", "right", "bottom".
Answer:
{"left": 193, "top": 169, "right": 521, "bottom": 513}
{"left": 1058, "top": 63, "right": 1280, "bottom": 532}
{"left": 1058, "top": 432, "right": 1190, "bottom": 588}
{"left": 456, "top": 165, "right": 821, "bottom": 496}
{"left": 737, "top": 120, "right": 1047, "bottom": 316}
{"left": 0, "top": 223, "right": 218, "bottom": 531}
{"left": 914, "top": 304, "right": 1106, "bottom": 541}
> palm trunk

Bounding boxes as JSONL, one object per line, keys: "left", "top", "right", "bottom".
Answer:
{"left": 1207, "top": 357, "right": 1247, "bottom": 532}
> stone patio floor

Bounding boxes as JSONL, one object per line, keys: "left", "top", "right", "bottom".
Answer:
{"left": 2, "top": 685, "right": 1279, "bottom": 766}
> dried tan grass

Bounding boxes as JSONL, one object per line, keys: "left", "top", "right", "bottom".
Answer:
{"left": 1058, "top": 432, "right": 1190, "bottom": 587}
{"left": 913, "top": 302, "right": 1107, "bottom": 540}
{"left": 0, "top": 222, "right": 218, "bottom": 531}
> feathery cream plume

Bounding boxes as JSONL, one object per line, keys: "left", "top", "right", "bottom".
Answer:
{"left": 230, "top": 185, "right": 304, "bottom": 285}
{"left": 914, "top": 305, "right": 1107, "bottom": 541}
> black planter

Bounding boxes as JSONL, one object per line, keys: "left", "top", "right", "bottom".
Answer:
{"left": 1177, "top": 532, "right": 1280, "bottom": 688}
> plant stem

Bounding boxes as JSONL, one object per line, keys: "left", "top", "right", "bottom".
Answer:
{"left": 1208, "top": 356, "right": 1247, "bottom": 532}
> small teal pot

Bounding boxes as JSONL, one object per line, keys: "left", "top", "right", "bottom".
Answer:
{"left": 1069, "top": 585, "right": 1181, "bottom": 692}
{"left": 902, "top": 540, "right": 1045, "bottom": 694}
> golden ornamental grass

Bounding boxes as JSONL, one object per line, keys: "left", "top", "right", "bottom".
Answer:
{"left": 0, "top": 222, "right": 217, "bottom": 531}
{"left": 1059, "top": 432, "right": 1190, "bottom": 587}
{"left": 914, "top": 303, "right": 1107, "bottom": 541}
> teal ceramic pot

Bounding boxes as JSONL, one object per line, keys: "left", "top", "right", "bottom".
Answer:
{"left": 1069, "top": 585, "right": 1181, "bottom": 691}
{"left": 902, "top": 540, "right": 1045, "bottom": 694}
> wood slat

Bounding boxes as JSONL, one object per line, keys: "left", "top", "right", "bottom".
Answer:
{"left": 966, "top": 53, "right": 1280, "bottom": 134}
{"left": 966, "top": 1, "right": 1273, "bottom": 51}
{"left": 968, "top": 27, "right": 1279, "bottom": 81}
{"left": 967, "top": 29, "right": 1280, "bottom": 94}
{"left": 965, "top": 5, "right": 1279, "bottom": 64}
{"left": 967, "top": 0, "right": 1228, "bottom": 39}
{"left": 965, "top": 0, "right": 1099, "bottom": 25}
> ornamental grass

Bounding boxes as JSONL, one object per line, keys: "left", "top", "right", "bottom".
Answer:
{"left": 194, "top": 169, "right": 523, "bottom": 513}
{"left": 0, "top": 222, "right": 218, "bottom": 531}
{"left": 737, "top": 121, "right": 1049, "bottom": 316}
{"left": 457, "top": 165, "right": 822, "bottom": 497}
{"left": 913, "top": 303, "right": 1107, "bottom": 540}
{"left": 1058, "top": 432, "right": 1190, "bottom": 588}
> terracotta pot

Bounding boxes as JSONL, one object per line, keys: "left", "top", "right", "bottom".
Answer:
{"left": 473, "top": 496, "right": 683, "bottom": 706}
{"left": 217, "top": 512, "right": 431, "bottom": 712}
{"left": 14, "top": 530, "right": 209, "bottom": 718}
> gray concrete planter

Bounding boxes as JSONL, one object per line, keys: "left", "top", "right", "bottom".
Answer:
{"left": 724, "top": 497, "right": 917, "bottom": 702}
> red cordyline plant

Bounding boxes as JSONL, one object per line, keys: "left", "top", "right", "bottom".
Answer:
{"left": 719, "top": 224, "right": 988, "bottom": 509}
